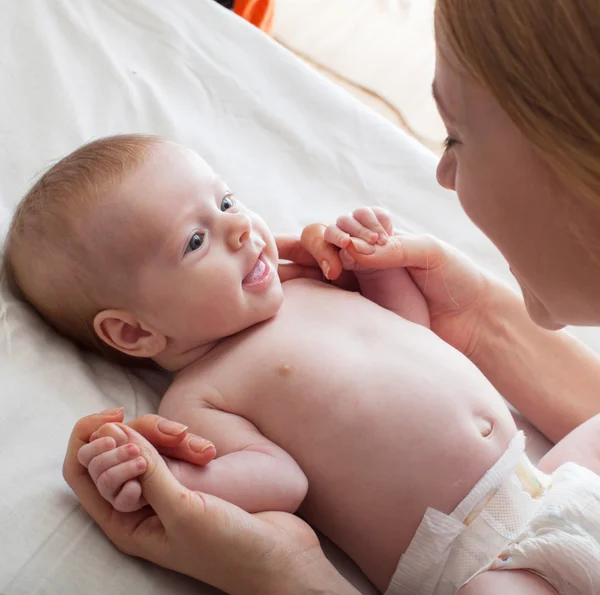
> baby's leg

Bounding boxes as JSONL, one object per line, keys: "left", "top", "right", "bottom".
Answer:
{"left": 460, "top": 414, "right": 600, "bottom": 594}
{"left": 537, "top": 412, "right": 600, "bottom": 476}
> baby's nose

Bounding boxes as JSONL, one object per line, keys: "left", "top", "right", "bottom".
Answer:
{"left": 226, "top": 213, "right": 252, "bottom": 250}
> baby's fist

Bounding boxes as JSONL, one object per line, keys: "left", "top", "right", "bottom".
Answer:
{"left": 325, "top": 207, "right": 393, "bottom": 272}
{"left": 325, "top": 207, "right": 393, "bottom": 252}
{"left": 78, "top": 424, "right": 147, "bottom": 512}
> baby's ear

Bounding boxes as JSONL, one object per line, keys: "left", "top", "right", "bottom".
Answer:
{"left": 93, "top": 310, "right": 166, "bottom": 358}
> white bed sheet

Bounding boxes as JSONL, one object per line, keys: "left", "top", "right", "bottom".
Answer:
{"left": 1, "top": 1, "right": 596, "bottom": 593}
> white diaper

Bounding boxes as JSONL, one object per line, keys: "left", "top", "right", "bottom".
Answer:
{"left": 386, "top": 432, "right": 600, "bottom": 595}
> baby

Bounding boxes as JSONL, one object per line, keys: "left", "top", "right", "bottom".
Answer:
{"left": 7, "top": 135, "right": 600, "bottom": 595}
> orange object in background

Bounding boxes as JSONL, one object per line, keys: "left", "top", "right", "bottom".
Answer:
{"left": 234, "top": 0, "right": 274, "bottom": 33}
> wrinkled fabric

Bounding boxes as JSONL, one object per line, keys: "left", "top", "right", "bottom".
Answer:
{"left": 0, "top": 1, "right": 576, "bottom": 594}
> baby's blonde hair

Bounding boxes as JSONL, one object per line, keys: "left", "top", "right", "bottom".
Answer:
{"left": 4, "top": 134, "right": 161, "bottom": 363}
{"left": 436, "top": 0, "right": 600, "bottom": 205}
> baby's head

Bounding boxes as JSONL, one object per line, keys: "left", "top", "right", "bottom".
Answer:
{"left": 5, "top": 135, "right": 283, "bottom": 369}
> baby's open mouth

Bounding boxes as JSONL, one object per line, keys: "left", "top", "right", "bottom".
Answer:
{"left": 242, "top": 254, "right": 273, "bottom": 288}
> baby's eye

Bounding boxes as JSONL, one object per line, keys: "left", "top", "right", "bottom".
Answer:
{"left": 220, "top": 194, "right": 235, "bottom": 211}
{"left": 186, "top": 232, "right": 205, "bottom": 253}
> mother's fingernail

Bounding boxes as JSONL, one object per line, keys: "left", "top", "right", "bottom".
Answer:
{"left": 189, "top": 437, "right": 215, "bottom": 453}
{"left": 321, "top": 260, "right": 331, "bottom": 280}
{"left": 100, "top": 407, "right": 124, "bottom": 416}
{"left": 350, "top": 238, "right": 376, "bottom": 254}
{"left": 157, "top": 419, "right": 189, "bottom": 436}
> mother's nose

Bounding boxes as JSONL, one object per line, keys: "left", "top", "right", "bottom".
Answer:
{"left": 436, "top": 150, "right": 456, "bottom": 192}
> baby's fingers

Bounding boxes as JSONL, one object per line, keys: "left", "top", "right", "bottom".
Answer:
{"left": 335, "top": 214, "right": 378, "bottom": 245}
{"left": 114, "top": 479, "right": 146, "bottom": 512}
{"left": 88, "top": 443, "right": 141, "bottom": 483}
{"left": 324, "top": 222, "right": 351, "bottom": 249}
{"left": 352, "top": 207, "right": 391, "bottom": 243}
{"left": 96, "top": 457, "right": 147, "bottom": 502}
{"left": 339, "top": 249, "right": 357, "bottom": 270}
{"left": 78, "top": 437, "right": 117, "bottom": 468}
{"left": 90, "top": 422, "right": 129, "bottom": 447}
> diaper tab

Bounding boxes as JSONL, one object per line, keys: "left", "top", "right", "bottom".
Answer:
{"left": 451, "top": 432, "right": 526, "bottom": 524}
{"left": 386, "top": 432, "right": 531, "bottom": 595}
{"left": 385, "top": 508, "right": 466, "bottom": 595}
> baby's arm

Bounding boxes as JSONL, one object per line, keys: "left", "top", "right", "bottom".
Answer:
{"left": 158, "top": 399, "right": 308, "bottom": 513}
{"left": 79, "top": 403, "right": 308, "bottom": 514}
{"left": 326, "top": 207, "right": 430, "bottom": 327}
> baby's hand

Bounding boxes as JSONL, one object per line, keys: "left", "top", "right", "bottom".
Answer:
{"left": 324, "top": 207, "right": 430, "bottom": 326}
{"left": 78, "top": 427, "right": 148, "bottom": 513}
{"left": 325, "top": 207, "right": 393, "bottom": 273}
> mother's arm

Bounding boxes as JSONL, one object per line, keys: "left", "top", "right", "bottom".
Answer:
{"left": 473, "top": 285, "right": 600, "bottom": 442}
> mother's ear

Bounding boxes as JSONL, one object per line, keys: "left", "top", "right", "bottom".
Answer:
{"left": 93, "top": 309, "right": 167, "bottom": 358}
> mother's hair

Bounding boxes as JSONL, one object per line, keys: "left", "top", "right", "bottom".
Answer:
{"left": 436, "top": 0, "right": 600, "bottom": 204}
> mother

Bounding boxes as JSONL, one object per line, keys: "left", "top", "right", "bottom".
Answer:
{"left": 63, "top": 0, "right": 600, "bottom": 594}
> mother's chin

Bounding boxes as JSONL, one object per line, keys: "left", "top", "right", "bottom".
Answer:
{"left": 521, "top": 288, "right": 565, "bottom": 331}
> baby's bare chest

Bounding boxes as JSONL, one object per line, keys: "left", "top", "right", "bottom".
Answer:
{"left": 213, "top": 281, "right": 416, "bottom": 402}
{"left": 195, "top": 281, "right": 493, "bottom": 444}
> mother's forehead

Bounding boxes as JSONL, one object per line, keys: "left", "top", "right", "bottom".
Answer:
{"left": 434, "top": 43, "right": 508, "bottom": 133}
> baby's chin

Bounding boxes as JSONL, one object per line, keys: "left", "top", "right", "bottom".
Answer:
{"left": 242, "top": 275, "right": 285, "bottom": 326}
{"left": 263, "top": 276, "right": 285, "bottom": 316}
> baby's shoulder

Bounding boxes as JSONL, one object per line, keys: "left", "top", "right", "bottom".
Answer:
{"left": 161, "top": 367, "right": 224, "bottom": 412}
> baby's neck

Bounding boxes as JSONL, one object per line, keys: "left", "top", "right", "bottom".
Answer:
{"left": 153, "top": 340, "right": 219, "bottom": 373}
{"left": 152, "top": 304, "right": 283, "bottom": 372}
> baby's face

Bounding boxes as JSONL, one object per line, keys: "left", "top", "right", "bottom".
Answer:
{"left": 114, "top": 142, "right": 283, "bottom": 351}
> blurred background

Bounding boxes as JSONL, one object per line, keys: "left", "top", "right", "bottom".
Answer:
{"left": 218, "top": 0, "right": 445, "bottom": 154}
{"left": 273, "top": 0, "right": 444, "bottom": 153}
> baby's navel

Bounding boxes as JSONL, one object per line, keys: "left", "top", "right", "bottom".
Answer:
{"left": 475, "top": 417, "right": 494, "bottom": 438}
{"left": 278, "top": 363, "right": 294, "bottom": 376}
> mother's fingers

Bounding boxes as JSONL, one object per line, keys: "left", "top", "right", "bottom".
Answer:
{"left": 158, "top": 434, "right": 216, "bottom": 466}
{"left": 275, "top": 234, "right": 318, "bottom": 266}
{"left": 111, "top": 414, "right": 215, "bottom": 467}
{"left": 346, "top": 233, "right": 444, "bottom": 271}
{"left": 112, "top": 424, "right": 199, "bottom": 528}
{"left": 300, "top": 223, "right": 344, "bottom": 280}
{"left": 123, "top": 414, "right": 187, "bottom": 445}
{"left": 277, "top": 262, "right": 324, "bottom": 283}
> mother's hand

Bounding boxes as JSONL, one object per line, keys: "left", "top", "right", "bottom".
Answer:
{"left": 293, "top": 224, "right": 499, "bottom": 358}
{"left": 63, "top": 409, "right": 356, "bottom": 595}
{"left": 276, "top": 229, "right": 359, "bottom": 291}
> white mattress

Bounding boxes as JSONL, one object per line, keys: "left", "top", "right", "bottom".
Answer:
{"left": 1, "top": 1, "right": 595, "bottom": 593}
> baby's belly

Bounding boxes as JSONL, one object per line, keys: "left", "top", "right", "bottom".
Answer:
{"left": 236, "top": 281, "right": 518, "bottom": 590}
{"left": 300, "top": 402, "right": 515, "bottom": 591}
